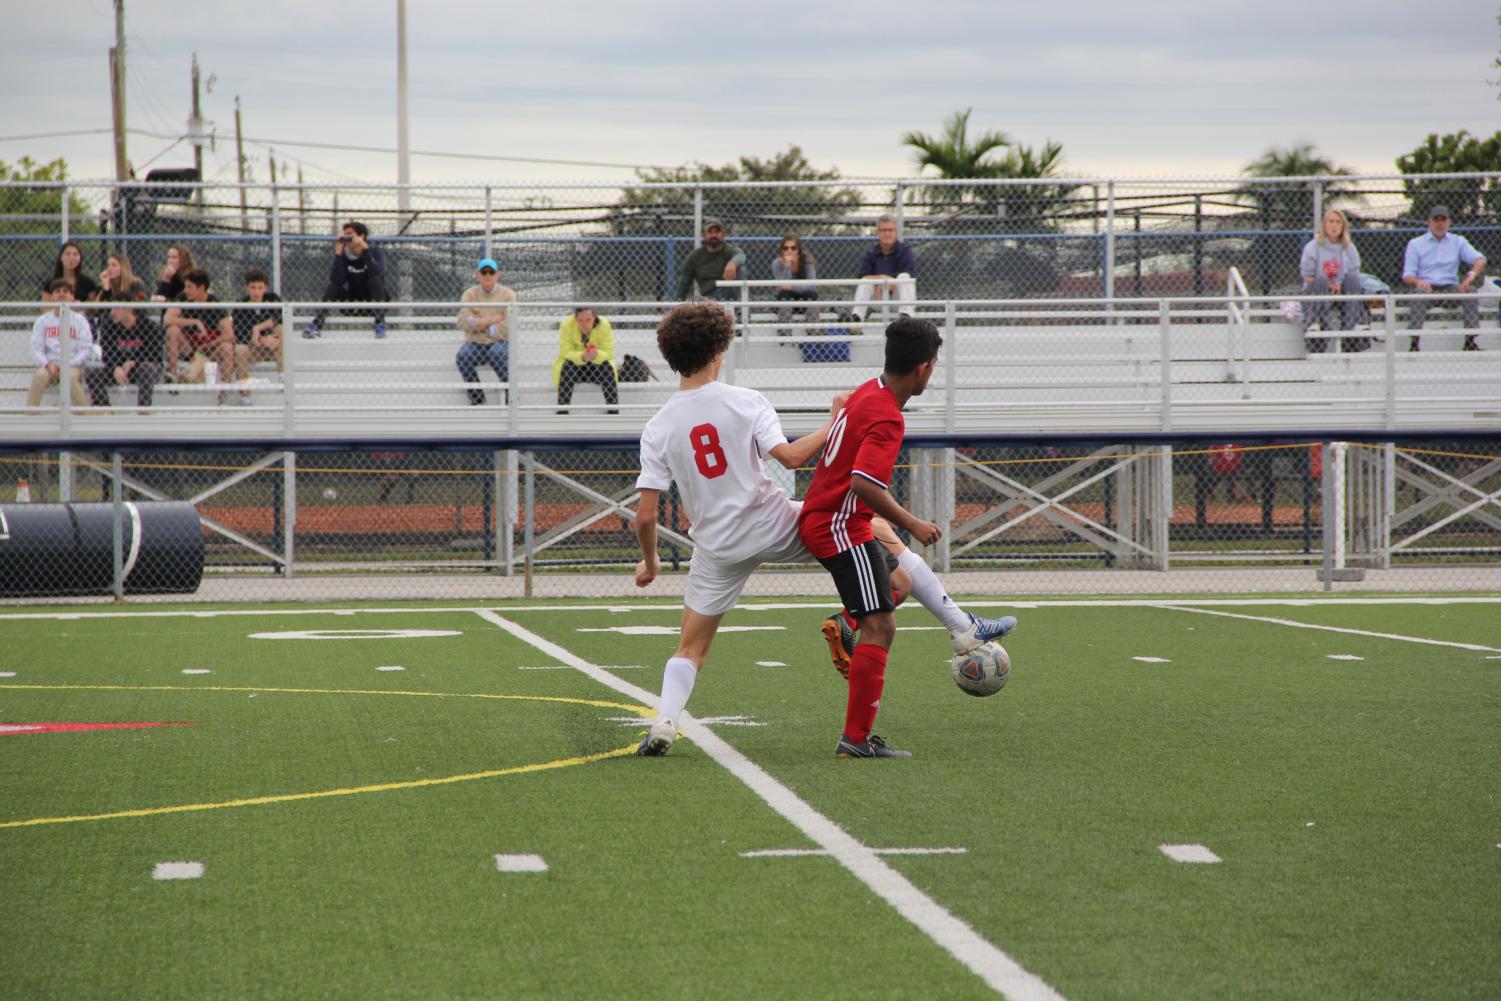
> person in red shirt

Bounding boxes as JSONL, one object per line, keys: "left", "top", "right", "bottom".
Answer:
{"left": 798, "top": 317, "right": 944, "bottom": 759}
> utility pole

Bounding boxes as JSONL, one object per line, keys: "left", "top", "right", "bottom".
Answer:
{"left": 189, "top": 53, "right": 205, "bottom": 210}
{"left": 269, "top": 150, "right": 278, "bottom": 186}
{"left": 109, "top": 0, "right": 127, "bottom": 182}
{"left": 396, "top": 0, "right": 411, "bottom": 220}
{"left": 234, "top": 96, "right": 248, "bottom": 231}
{"left": 297, "top": 165, "right": 307, "bottom": 235}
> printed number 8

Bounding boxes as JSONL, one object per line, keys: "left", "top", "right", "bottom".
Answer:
{"left": 690, "top": 423, "right": 728, "bottom": 479}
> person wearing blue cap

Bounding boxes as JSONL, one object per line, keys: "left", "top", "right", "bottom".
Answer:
{"left": 456, "top": 257, "right": 517, "bottom": 405}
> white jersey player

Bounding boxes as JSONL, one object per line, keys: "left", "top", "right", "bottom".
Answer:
{"left": 632, "top": 304, "right": 1017, "bottom": 758}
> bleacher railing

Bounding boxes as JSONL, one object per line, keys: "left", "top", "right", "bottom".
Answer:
{"left": 5, "top": 172, "right": 1501, "bottom": 307}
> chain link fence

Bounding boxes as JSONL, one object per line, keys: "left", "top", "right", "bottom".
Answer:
{"left": 5, "top": 174, "right": 1500, "bottom": 308}
{"left": 1, "top": 439, "right": 1496, "bottom": 604}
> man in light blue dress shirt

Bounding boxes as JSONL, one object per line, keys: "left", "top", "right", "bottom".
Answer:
{"left": 1402, "top": 204, "right": 1487, "bottom": 351}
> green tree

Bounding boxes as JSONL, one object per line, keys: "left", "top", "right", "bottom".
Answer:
{"left": 901, "top": 109, "right": 1074, "bottom": 231}
{"left": 611, "top": 145, "right": 859, "bottom": 238}
{"left": 1395, "top": 130, "right": 1501, "bottom": 221}
{"left": 1239, "top": 143, "right": 1359, "bottom": 228}
{"left": 0, "top": 157, "right": 97, "bottom": 300}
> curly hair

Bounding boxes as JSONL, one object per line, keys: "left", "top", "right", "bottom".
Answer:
{"left": 656, "top": 302, "right": 733, "bottom": 376}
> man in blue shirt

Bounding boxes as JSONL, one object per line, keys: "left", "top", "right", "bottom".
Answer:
{"left": 847, "top": 214, "right": 917, "bottom": 329}
{"left": 1402, "top": 205, "right": 1487, "bottom": 351}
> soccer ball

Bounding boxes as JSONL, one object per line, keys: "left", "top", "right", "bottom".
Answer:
{"left": 322, "top": 488, "right": 338, "bottom": 501}
{"left": 950, "top": 641, "right": 1011, "bottom": 697}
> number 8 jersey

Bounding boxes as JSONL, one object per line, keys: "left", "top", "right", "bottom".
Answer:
{"left": 798, "top": 376, "right": 905, "bottom": 559}
{"left": 636, "top": 380, "right": 800, "bottom": 564}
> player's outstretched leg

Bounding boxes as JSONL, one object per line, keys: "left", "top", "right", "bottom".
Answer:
{"left": 638, "top": 607, "right": 723, "bottom": 757}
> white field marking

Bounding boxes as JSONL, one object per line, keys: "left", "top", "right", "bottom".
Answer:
{"left": 181, "top": 669, "right": 211, "bottom": 675}
{"left": 575, "top": 625, "right": 785, "bottom": 636}
{"left": 741, "top": 847, "right": 969, "bottom": 858}
{"left": 0, "top": 724, "right": 45, "bottom": 733}
{"left": 693, "top": 716, "right": 766, "bottom": 727}
{"left": 474, "top": 609, "right": 1067, "bottom": 1001}
{"left": 248, "top": 629, "right": 462, "bottom": 641}
{"left": 494, "top": 853, "right": 548, "bottom": 873}
{"left": 1158, "top": 844, "right": 1221, "bottom": 864}
{"left": 1487, "top": 656, "right": 1501, "bottom": 661}
{"left": 1154, "top": 605, "right": 1501, "bottom": 653}
{"left": 376, "top": 665, "right": 405, "bottom": 672}
{"left": 1327, "top": 655, "right": 1365, "bottom": 662}
{"left": 755, "top": 661, "right": 787, "bottom": 667}
{"left": 1132, "top": 657, "right": 1171, "bottom": 664}
{"left": 520, "top": 664, "right": 646, "bottom": 671}
{"left": 153, "top": 861, "right": 204, "bottom": 880}
{"left": 0, "top": 672, "right": 16, "bottom": 678}
{"left": 4, "top": 596, "right": 1501, "bottom": 622}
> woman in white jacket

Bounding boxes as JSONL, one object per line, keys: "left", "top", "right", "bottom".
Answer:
{"left": 1300, "top": 209, "right": 1366, "bottom": 351}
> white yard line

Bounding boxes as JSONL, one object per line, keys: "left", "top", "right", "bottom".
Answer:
{"left": 2, "top": 596, "right": 1500, "bottom": 622}
{"left": 1153, "top": 605, "right": 1501, "bottom": 653}
{"left": 473, "top": 609, "right": 1066, "bottom": 1001}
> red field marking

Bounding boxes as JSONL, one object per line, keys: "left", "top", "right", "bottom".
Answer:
{"left": 0, "top": 721, "right": 194, "bottom": 736}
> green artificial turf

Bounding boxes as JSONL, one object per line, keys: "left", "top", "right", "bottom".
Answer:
{"left": 1, "top": 600, "right": 1498, "bottom": 1000}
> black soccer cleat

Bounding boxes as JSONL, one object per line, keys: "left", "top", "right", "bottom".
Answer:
{"left": 835, "top": 733, "right": 912, "bottom": 759}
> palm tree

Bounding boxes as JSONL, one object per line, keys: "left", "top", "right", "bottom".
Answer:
{"left": 901, "top": 108, "right": 1011, "bottom": 203}
{"left": 902, "top": 110, "right": 1074, "bottom": 229}
{"left": 1240, "top": 143, "right": 1360, "bottom": 227}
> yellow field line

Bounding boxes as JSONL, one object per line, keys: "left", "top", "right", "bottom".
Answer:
{"left": 0, "top": 743, "right": 640, "bottom": 830}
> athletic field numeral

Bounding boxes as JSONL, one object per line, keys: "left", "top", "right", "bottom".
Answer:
{"left": 689, "top": 423, "right": 728, "bottom": 479}
{"left": 823, "top": 410, "right": 849, "bottom": 466}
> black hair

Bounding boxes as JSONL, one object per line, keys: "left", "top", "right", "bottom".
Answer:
{"left": 343, "top": 220, "right": 369, "bottom": 238}
{"left": 883, "top": 317, "right": 942, "bottom": 375}
{"left": 183, "top": 268, "right": 211, "bottom": 290}
{"left": 656, "top": 302, "right": 733, "bottom": 376}
{"left": 46, "top": 277, "right": 74, "bottom": 294}
{"left": 244, "top": 267, "right": 270, "bottom": 285}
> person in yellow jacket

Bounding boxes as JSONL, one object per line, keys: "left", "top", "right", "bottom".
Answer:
{"left": 553, "top": 307, "right": 619, "bottom": 414}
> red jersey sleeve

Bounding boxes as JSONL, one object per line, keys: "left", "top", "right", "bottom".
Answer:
{"left": 851, "top": 415, "right": 903, "bottom": 490}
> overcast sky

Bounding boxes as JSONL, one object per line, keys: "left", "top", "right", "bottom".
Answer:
{"left": 3, "top": 0, "right": 1498, "bottom": 187}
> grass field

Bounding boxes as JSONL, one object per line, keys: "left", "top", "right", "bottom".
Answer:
{"left": 2, "top": 596, "right": 1499, "bottom": 1000}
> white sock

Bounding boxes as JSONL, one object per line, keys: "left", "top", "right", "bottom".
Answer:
{"left": 896, "top": 549, "right": 969, "bottom": 634}
{"left": 656, "top": 657, "right": 698, "bottom": 724}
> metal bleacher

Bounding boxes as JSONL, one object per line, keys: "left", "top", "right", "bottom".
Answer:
{"left": 5, "top": 289, "right": 1501, "bottom": 445}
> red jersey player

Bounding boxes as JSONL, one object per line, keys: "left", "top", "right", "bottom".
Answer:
{"left": 798, "top": 317, "right": 944, "bottom": 759}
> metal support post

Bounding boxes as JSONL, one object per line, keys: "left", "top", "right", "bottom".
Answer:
{"left": 1155, "top": 445, "right": 1173, "bottom": 571}
{"left": 282, "top": 451, "right": 296, "bottom": 577}
{"left": 270, "top": 186, "right": 283, "bottom": 292}
{"left": 1319, "top": 442, "right": 1334, "bottom": 590}
{"left": 281, "top": 301, "right": 295, "bottom": 436}
{"left": 111, "top": 451, "right": 125, "bottom": 601}
{"left": 483, "top": 186, "right": 494, "bottom": 261}
{"left": 692, "top": 186, "right": 703, "bottom": 244}
{"left": 1382, "top": 295, "right": 1396, "bottom": 428}
{"left": 1103, "top": 181, "right": 1115, "bottom": 311}
{"left": 523, "top": 452, "right": 536, "bottom": 598}
{"left": 1158, "top": 300, "right": 1172, "bottom": 432}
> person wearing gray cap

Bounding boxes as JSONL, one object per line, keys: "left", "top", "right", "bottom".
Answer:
{"left": 675, "top": 219, "right": 746, "bottom": 302}
{"left": 1402, "top": 205, "right": 1486, "bottom": 351}
{"left": 455, "top": 257, "right": 517, "bottom": 404}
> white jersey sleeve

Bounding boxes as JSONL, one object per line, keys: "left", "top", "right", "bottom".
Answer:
{"left": 751, "top": 390, "right": 789, "bottom": 459}
{"left": 636, "top": 419, "right": 673, "bottom": 492}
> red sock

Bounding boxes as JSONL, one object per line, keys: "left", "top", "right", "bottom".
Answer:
{"left": 840, "top": 609, "right": 857, "bottom": 631}
{"left": 843, "top": 643, "right": 888, "bottom": 743}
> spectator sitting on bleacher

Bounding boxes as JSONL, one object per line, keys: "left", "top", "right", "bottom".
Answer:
{"left": 1403, "top": 205, "right": 1487, "bottom": 352}
{"left": 99, "top": 253, "right": 146, "bottom": 301}
{"left": 153, "top": 244, "right": 196, "bottom": 302}
{"left": 675, "top": 219, "right": 746, "bottom": 302}
{"left": 87, "top": 298, "right": 164, "bottom": 408}
{"left": 232, "top": 268, "right": 284, "bottom": 386}
{"left": 554, "top": 307, "right": 618, "bottom": 415}
{"left": 771, "top": 234, "right": 819, "bottom": 337}
{"left": 455, "top": 257, "right": 516, "bottom": 406}
{"left": 1300, "top": 209, "right": 1367, "bottom": 352}
{"left": 25, "top": 279, "right": 93, "bottom": 410}
{"left": 847, "top": 214, "right": 916, "bottom": 331}
{"left": 164, "top": 268, "right": 234, "bottom": 392}
{"left": 45, "top": 241, "right": 99, "bottom": 302}
{"left": 304, "top": 221, "right": 388, "bottom": 340}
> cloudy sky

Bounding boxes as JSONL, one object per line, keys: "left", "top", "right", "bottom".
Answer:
{"left": 3, "top": 0, "right": 1498, "bottom": 187}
